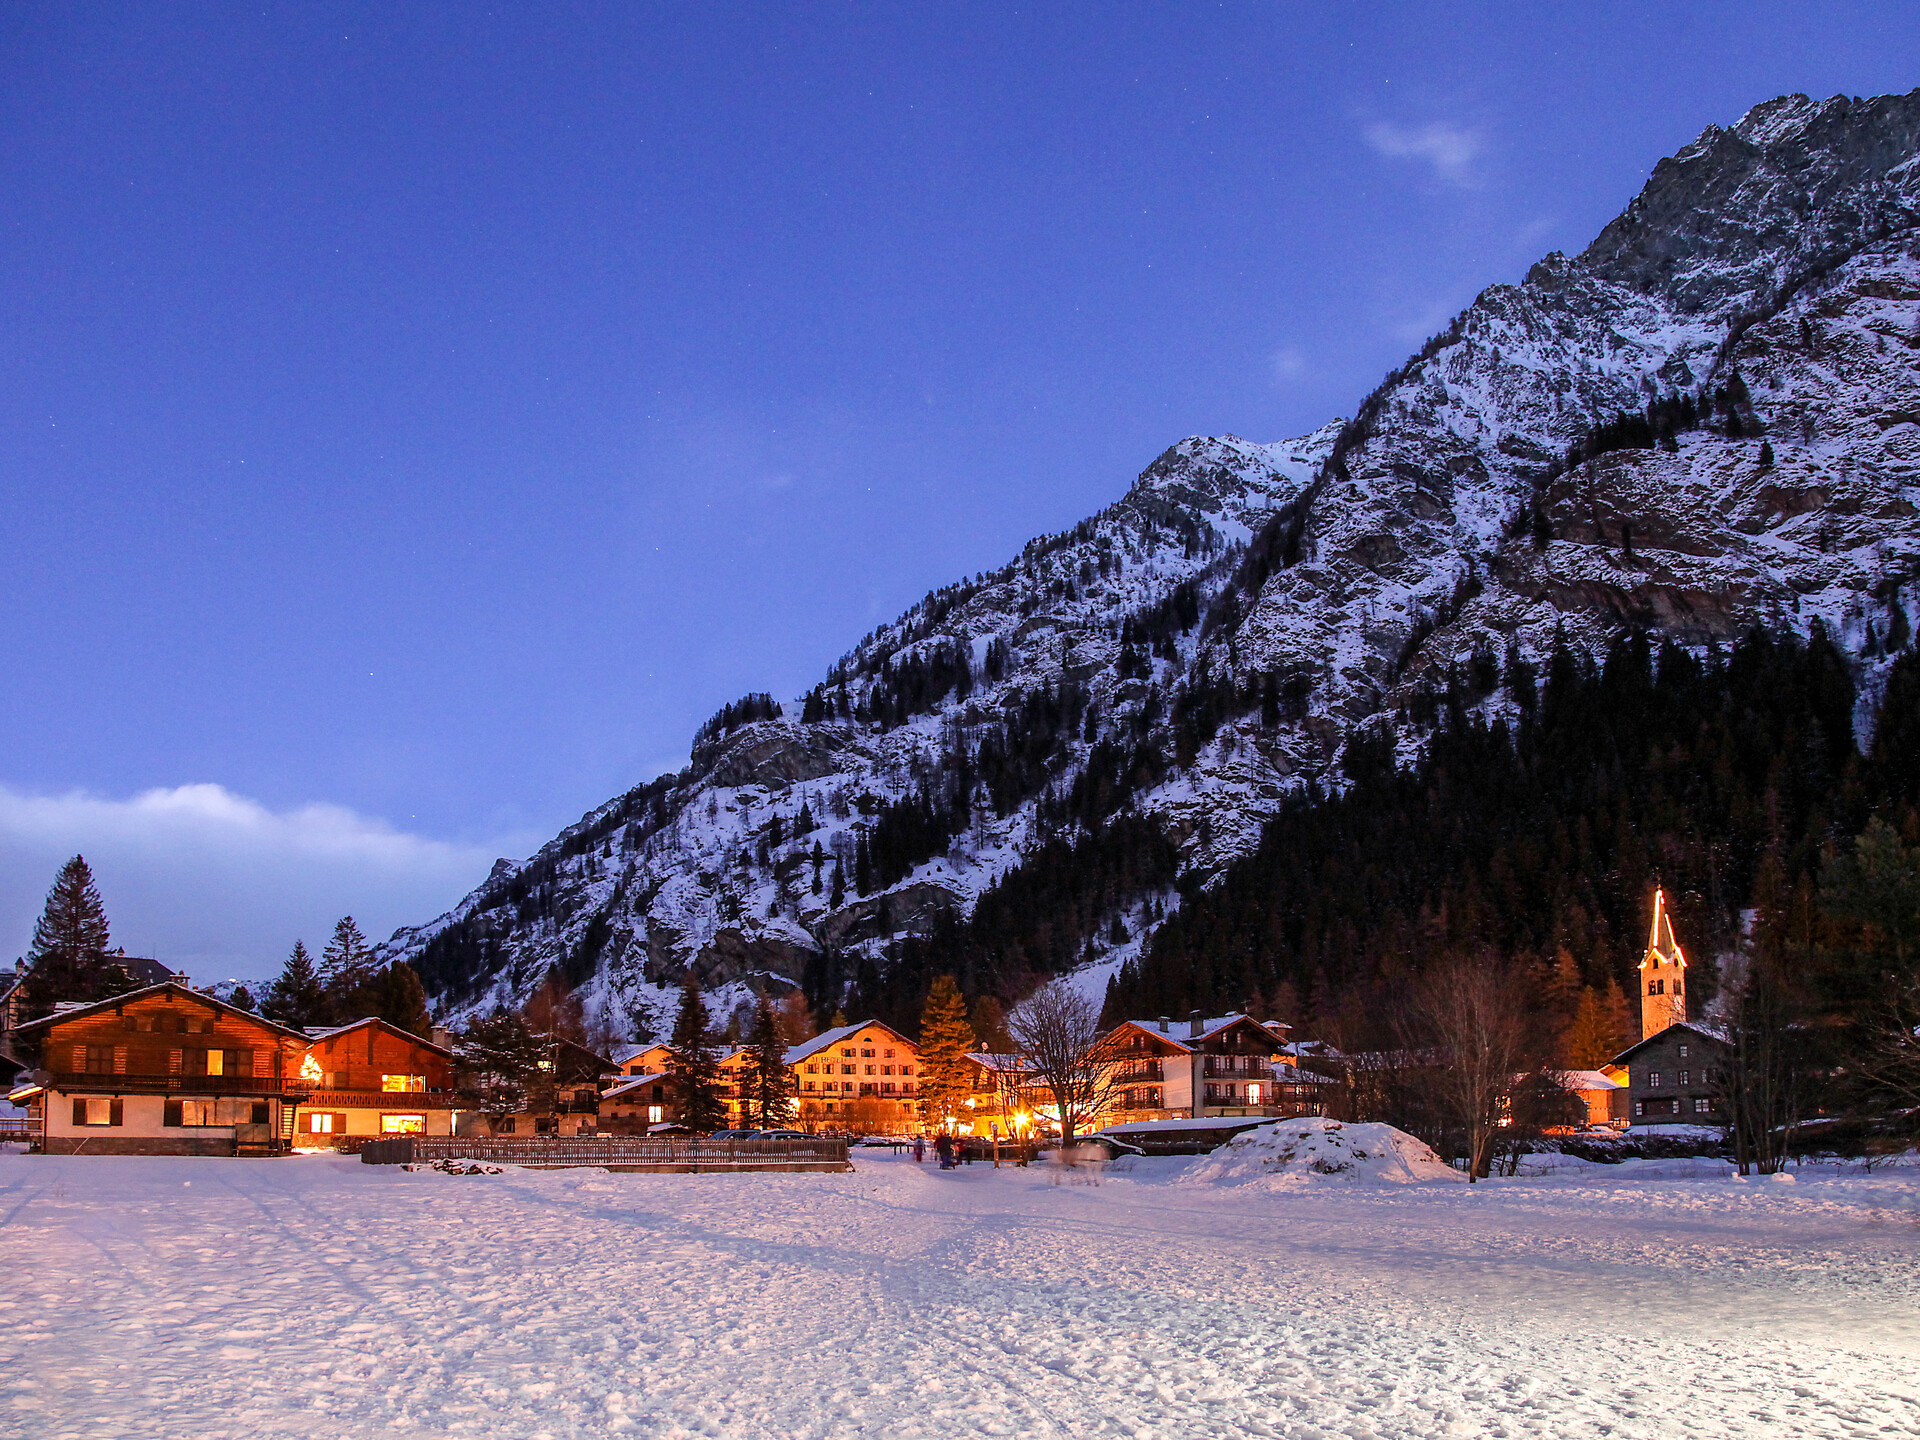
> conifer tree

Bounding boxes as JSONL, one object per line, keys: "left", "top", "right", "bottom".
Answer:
{"left": 228, "top": 985, "right": 257, "bottom": 1012}
{"left": 1563, "top": 986, "right": 1618, "bottom": 1069}
{"left": 21, "top": 855, "right": 128, "bottom": 1020}
{"left": 263, "top": 940, "right": 327, "bottom": 1028}
{"left": 457, "top": 1007, "right": 544, "bottom": 1124}
{"left": 666, "top": 974, "right": 727, "bottom": 1131}
{"left": 320, "top": 916, "right": 377, "bottom": 997}
{"left": 742, "top": 992, "right": 798, "bottom": 1128}
{"left": 916, "top": 974, "right": 976, "bottom": 1129}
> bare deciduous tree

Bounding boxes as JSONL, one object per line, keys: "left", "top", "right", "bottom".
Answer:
{"left": 1005, "top": 979, "right": 1116, "bottom": 1143}
{"left": 1403, "top": 951, "right": 1539, "bottom": 1182}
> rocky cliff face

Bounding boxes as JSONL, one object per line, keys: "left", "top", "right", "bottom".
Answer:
{"left": 385, "top": 90, "right": 1920, "bottom": 1033}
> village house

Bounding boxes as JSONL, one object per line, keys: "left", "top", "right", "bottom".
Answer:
{"left": 599, "top": 1069, "right": 675, "bottom": 1132}
{"left": 0, "top": 954, "right": 188, "bottom": 1045}
{"left": 297, "top": 1016, "right": 460, "bottom": 1145}
{"left": 6, "top": 983, "right": 313, "bottom": 1155}
{"left": 1102, "top": 1014, "right": 1292, "bottom": 1125}
{"left": 472, "top": 1035, "right": 613, "bottom": 1137}
{"left": 1614, "top": 1022, "right": 1729, "bottom": 1126}
{"left": 612, "top": 1042, "right": 673, "bottom": 1077}
{"left": 788, "top": 1021, "right": 920, "bottom": 1133}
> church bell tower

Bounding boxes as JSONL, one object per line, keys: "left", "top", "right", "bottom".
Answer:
{"left": 1639, "top": 887, "right": 1688, "bottom": 1039}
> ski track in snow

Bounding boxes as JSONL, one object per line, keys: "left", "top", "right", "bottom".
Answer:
{"left": 4, "top": 1151, "right": 1918, "bottom": 1439}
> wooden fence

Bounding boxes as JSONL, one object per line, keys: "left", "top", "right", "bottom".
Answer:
{"left": 360, "top": 1134, "right": 851, "bottom": 1171}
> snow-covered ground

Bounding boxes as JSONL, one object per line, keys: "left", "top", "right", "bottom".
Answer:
{"left": 4, "top": 1147, "right": 1917, "bottom": 1439}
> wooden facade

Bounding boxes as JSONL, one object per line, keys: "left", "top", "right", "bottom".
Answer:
{"left": 9, "top": 984, "right": 312, "bottom": 1155}
{"left": 1613, "top": 1022, "right": 1728, "bottom": 1127}
{"left": 297, "top": 1017, "right": 459, "bottom": 1145}
{"left": 1103, "top": 1015, "right": 1294, "bottom": 1126}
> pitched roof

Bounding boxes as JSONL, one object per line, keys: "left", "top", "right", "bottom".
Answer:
{"left": 302, "top": 1015, "right": 455, "bottom": 1058}
{"left": 1609, "top": 1020, "right": 1731, "bottom": 1065}
{"left": 1109, "top": 1014, "right": 1285, "bottom": 1053}
{"left": 9, "top": 981, "right": 310, "bottom": 1040}
{"left": 602, "top": 1072, "right": 667, "bottom": 1100}
{"left": 783, "top": 1019, "right": 915, "bottom": 1066}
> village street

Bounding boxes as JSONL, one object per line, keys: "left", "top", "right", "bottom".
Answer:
{"left": 3, "top": 1150, "right": 1916, "bottom": 1439}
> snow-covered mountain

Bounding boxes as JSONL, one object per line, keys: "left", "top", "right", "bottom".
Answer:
{"left": 386, "top": 89, "right": 1920, "bottom": 1032}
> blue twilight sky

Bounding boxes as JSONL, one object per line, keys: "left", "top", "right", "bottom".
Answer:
{"left": 4, "top": 3, "right": 1919, "bottom": 978}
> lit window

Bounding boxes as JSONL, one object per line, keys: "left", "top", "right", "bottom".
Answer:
{"left": 1247, "top": 1084, "right": 1262, "bottom": 1104}
{"left": 1634, "top": 1101, "right": 1644, "bottom": 1117}
{"left": 380, "top": 1114, "right": 426, "bottom": 1135}
{"left": 381, "top": 1075, "right": 426, "bottom": 1093}
{"left": 1678, "top": 1044, "right": 1690, "bottom": 1058}
{"left": 648, "top": 1105, "right": 663, "bottom": 1123}
{"left": 1649, "top": 1072, "right": 1663, "bottom": 1088}
{"left": 1693, "top": 1098, "right": 1710, "bottom": 1114}
{"left": 204, "top": 1049, "right": 225, "bottom": 1076}
{"left": 74, "top": 1097, "right": 119, "bottom": 1126}
{"left": 1678, "top": 1070, "right": 1690, "bottom": 1086}
{"left": 308, "top": 1113, "right": 335, "bottom": 1134}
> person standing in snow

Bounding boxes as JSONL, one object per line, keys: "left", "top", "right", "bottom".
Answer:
{"left": 934, "top": 1133, "right": 953, "bottom": 1169}
{"left": 913, "top": 1134, "right": 925, "bottom": 1163}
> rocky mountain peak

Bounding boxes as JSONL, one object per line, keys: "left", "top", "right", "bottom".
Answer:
{"left": 385, "top": 90, "right": 1920, "bottom": 1038}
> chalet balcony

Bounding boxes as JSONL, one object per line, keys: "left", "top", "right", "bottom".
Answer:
{"left": 52, "top": 1072, "right": 315, "bottom": 1098}
{"left": 1201, "top": 1058, "right": 1268, "bottom": 1079}
{"left": 1115, "top": 1063, "right": 1163, "bottom": 1082}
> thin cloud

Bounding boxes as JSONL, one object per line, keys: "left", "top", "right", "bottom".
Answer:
{"left": 0, "top": 783, "right": 522, "bottom": 982}
{"left": 1270, "top": 345, "right": 1310, "bottom": 388}
{"left": 1364, "top": 120, "right": 1486, "bottom": 188}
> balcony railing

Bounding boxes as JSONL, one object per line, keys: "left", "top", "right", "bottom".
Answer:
{"left": 1116, "top": 1063, "right": 1164, "bottom": 1082}
{"left": 53, "top": 1072, "right": 315, "bottom": 1097}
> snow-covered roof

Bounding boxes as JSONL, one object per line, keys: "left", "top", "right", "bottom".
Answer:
{"left": 965, "top": 1051, "right": 1028, "bottom": 1073}
{"left": 603, "top": 1072, "right": 667, "bottom": 1100}
{"left": 783, "top": 1020, "right": 914, "bottom": 1066}
{"left": 1109, "top": 1014, "right": 1284, "bottom": 1052}
{"left": 1101, "top": 1116, "right": 1276, "bottom": 1134}
{"left": 612, "top": 1043, "right": 661, "bottom": 1066}
{"left": 1559, "top": 1070, "right": 1626, "bottom": 1091}
{"left": 1609, "top": 1020, "right": 1732, "bottom": 1064}
{"left": 304, "top": 1015, "right": 454, "bottom": 1056}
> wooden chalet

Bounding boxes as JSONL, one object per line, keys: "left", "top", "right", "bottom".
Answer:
{"left": 298, "top": 1016, "right": 459, "bottom": 1145}
{"left": 1103, "top": 1013, "right": 1294, "bottom": 1125}
{"left": 599, "top": 1069, "right": 676, "bottom": 1132}
{"left": 1, "top": 955, "right": 187, "bottom": 1043}
{"left": 7, "top": 983, "right": 312, "bottom": 1155}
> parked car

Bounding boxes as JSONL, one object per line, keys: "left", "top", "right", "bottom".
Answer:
{"left": 855, "top": 1134, "right": 911, "bottom": 1147}
{"left": 755, "top": 1129, "right": 811, "bottom": 1140}
{"left": 705, "top": 1128, "right": 763, "bottom": 1141}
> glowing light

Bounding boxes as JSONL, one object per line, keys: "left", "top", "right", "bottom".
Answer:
{"left": 299, "top": 1054, "right": 324, "bottom": 1083}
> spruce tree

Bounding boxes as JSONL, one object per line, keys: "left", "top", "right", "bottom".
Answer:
{"left": 321, "top": 916, "right": 376, "bottom": 992}
{"left": 1563, "top": 986, "right": 1618, "bottom": 1069}
{"left": 456, "top": 1007, "right": 544, "bottom": 1123}
{"left": 666, "top": 974, "right": 727, "bottom": 1131}
{"left": 21, "top": 855, "right": 128, "bottom": 1020}
{"left": 916, "top": 974, "right": 976, "bottom": 1130}
{"left": 742, "top": 992, "right": 798, "bottom": 1128}
{"left": 263, "top": 940, "right": 328, "bottom": 1028}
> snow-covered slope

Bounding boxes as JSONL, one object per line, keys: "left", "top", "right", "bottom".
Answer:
{"left": 387, "top": 90, "right": 1920, "bottom": 1029}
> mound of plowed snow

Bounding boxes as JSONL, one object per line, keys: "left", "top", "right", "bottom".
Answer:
{"left": 1177, "top": 1118, "right": 1463, "bottom": 1187}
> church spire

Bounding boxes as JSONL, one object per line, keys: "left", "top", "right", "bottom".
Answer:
{"left": 1638, "top": 887, "right": 1688, "bottom": 1039}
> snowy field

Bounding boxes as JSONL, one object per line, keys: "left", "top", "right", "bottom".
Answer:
{"left": 4, "top": 1148, "right": 1917, "bottom": 1440}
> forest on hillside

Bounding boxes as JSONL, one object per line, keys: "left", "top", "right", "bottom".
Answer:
{"left": 851, "top": 623, "right": 1920, "bottom": 1137}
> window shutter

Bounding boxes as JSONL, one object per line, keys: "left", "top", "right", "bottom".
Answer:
{"left": 164, "top": 1100, "right": 183, "bottom": 1127}
{"left": 254, "top": 1049, "right": 268, "bottom": 1078}
{"left": 109, "top": 1099, "right": 123, "bottom": 1127}
{"left": 169, "top": 1048, "right": 183, "bottom": 1075}
{"left": 333, "top": 1112, "right": 347, "bottom": 1133}
{"left": 73, "top": 1098, "right": 86, "bottom": 1126}
{"left": 70, "top": 1045, "right": 86, "bottom": 1072}
{"left": 114, "top": 1046, "right": 128, "bottom": 1074}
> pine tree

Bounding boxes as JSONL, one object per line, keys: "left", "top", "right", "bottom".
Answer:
{"left": 456, "top": 1007, "right": 544, "bottom": 1122}
{"left": 742, "top": 993, "right": 798, "bottom": 1128}
{"left": 20, "top": 855, "right": 128, "bottom": 1020}
{"left": 342, "top": 963, "right": 432, "bottom": 1038}
{"left": 263, "top": 940, "right": 327, "bottom": 1028}
{"left": 228, "top": 985, "right": 257, "bottom": 1012}
{"left": 666, "top": 974, "right": 727, "bottom": 1132}
{"left": 829, "top": 859, "right": 846, "bottom": 909}
{"left": 320, "top": 916, "right": 377, "bottom": 997}
{"left": 916, "top": 974, "right": 976, "bottom": 1130}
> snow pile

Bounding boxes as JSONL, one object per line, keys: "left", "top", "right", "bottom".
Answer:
{"left": 1178, "top": 1117, "right": 1463, "bottom": 1187}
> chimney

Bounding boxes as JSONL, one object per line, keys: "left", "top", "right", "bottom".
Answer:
{"left": 431, "top": 1025, "right": 454, "bottom": 1050}
{"left": 1188, "top": 1010, "right": 1204, "bottom": 1039}
{"left": 1157, "top": 1016, "right": 1169, "bottom": 1033}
